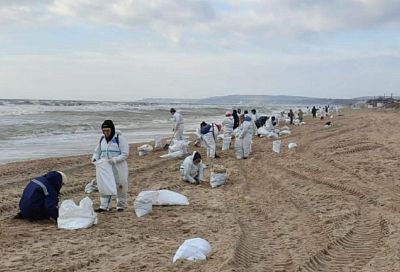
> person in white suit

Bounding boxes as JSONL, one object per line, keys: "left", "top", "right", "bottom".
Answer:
{"left": 222, "top": 111, "right": 234, "bottom": 151}
{"left": 235, "top": 115, "right": 253, "bottom": 159}
{"left": 180, "top": 151, "right": 206, "bottom": 184}
{"left": 92, "top": 120, "right": 129, "bottom": 212}
{"left": 170, "top": 108, "right": 184, "bottom": 140}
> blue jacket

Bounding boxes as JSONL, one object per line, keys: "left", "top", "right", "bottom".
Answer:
{"left": 19, "top": 171, "right": 63, "bottom": 220}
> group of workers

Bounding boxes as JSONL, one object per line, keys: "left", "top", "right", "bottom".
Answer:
{"left": 13, "top": 106, "right": 291, "bottom": 221}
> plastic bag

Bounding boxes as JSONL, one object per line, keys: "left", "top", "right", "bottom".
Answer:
{"left": 279, "top": 130, "right": 291, "bottom": 136}
{"left": 169, "top": 140, "right": 188, "bottom": 154}
{"left": 160, "top": 150, "right": 184, "bottom": 159}
{"left": 133, "top": 190, "right": 189, "bottom": 217}
{"left": 173, "top": 238, "right": 211, "bottom": 263}
{"left": 288, "top": 142, "right": 298, "bottom": 149}
{"left": 84, "top": 180, "right": 98, "bottom": 194}
{"left": 272, "top": 140, "right": 281, "bottom": 154}
{"left": 58, "top": 197, "right": 98, "bottom": 230}
{"left": 154, "top": 136, "right": 164, "bottom": 150}
{"left": 138, "top": 144, "right": 154, "bottom": 156}
{"left": 95, "top": 159, "right": 117, "bottom": 195}
{"left": 210, "top": 172, "right": 228, "bottom": 188}
{"left": 133, "top": 197, "right": 153, "bottom": 217}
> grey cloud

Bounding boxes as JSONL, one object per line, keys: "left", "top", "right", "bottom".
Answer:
{"left": 1, "top": 0, "right": 400, "bottom": 41}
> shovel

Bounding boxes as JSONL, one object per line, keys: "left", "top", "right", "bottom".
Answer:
{"left": 163, "top": 131, "right": 176, "bottom": 150}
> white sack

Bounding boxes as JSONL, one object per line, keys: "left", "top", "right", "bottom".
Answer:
{"left": 272, "top": 140, "right": 282, "bottom": 154}
{"left": 267, "top": 132, "right": 279, "bottom": 139}
{"left": 160, "top": 150, "right": 184, "bottom": 159}
{"left": 281, "top": 126, "right": 290, "bottom": 131}
{"left": 138, "top": 144, "right": 154, "bottom": 151}
{"left": 133, "top": 197, "right": 153, "bottom": 217}
{"left": 84, "top": 180, "right": 98, "bottom": 194}
{"left": 257, "top": 127, "right": 269, "bottom": 136}
{"left": 95, "top": 159, "right": 117, "bottom": 195}
{"left": 173, "top": 238, "right": 211, "bottom": 263}
{"left": 138, "top": 144, "right": 154, "bottom": 156}
{"left": 169, "top": 140, "right": 188, "bottom": 154}
{"left": 134, "top": 190, "right": 189, "bottom": 217}
{"left": 288, "top": 142, "right": 298, "bottom": 149}
{"left": 154, "top": 136, "right": 164, "bottom": 150}
{"left": 279, "top": 130, "right": 291, "bottom": 136}
{"left": 210, "top": 172, "right": 228, "bottom": 188}
{"left": 58, "top": 197, "right": 98, "bottom": 230}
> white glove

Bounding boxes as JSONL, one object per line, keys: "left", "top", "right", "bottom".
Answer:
{"left": 108, "top": 157, "right": 118, "bottom": 164}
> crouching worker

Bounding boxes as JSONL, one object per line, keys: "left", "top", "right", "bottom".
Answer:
{"left": 14, "top": 171, "right": 67, "bottom": 221}
{"left": 180, "top": 151, "right": 205, "bottom": 184}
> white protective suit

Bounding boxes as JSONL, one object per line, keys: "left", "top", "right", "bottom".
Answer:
{"left": 92, "top": 130, "right": 129, "bottom": 210}
{"left": 180, "top": 152, "right": 206, "bottom": 184}
{"left": 235, "top": 117, "right": 253, "bottom": 159}
{"left": 172, "top": 111, "right": 185, "bottom": 140}
{"left": 265, "top": 116, "right": 276, "bottom": 132}
{"left": 222, "top": 116, "right": 234, "bottom": 151}
{"left": 201, "top": 123, "right": 220, "bottom": 158}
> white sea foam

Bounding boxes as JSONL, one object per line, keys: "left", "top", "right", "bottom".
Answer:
{"left": 0, "top": 99, "right": 289, "bottom": 164}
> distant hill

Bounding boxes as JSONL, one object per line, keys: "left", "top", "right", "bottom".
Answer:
{"left": 137, "top": 95, "right": 363, "bottom": 105}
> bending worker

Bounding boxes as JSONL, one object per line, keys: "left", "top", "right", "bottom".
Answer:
{"left": 170, "top": 108, "right": 184, "bottom": 140}
{"left": 200, "top": 122, "right": 221, "bottom": 159}
{"left": 14, "top": 171, "right": 67, "bottom": 221}
{"left": 92, "top": 120, "right": 129, "bottom": 212}
{"left": 222, "top": 111, "right": 234, "bottom": 151}
{"left": 180, "top": 151, "right": 206, "bottom": 184}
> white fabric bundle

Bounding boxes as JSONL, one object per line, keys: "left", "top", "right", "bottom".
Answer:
{"left": 94, "top": 159, "right": 117, "bottom": 195}
{"left": 272, "top": 140, "right": 282, "bottom": 154}
{"left": 173, "top": 238, "right": 211, "bottom": 263}
{"left": 58, "top": 197, "right": 98, "bottom": 230}
{"left": 134, "top": 190, "right": 189, "bottom": 217}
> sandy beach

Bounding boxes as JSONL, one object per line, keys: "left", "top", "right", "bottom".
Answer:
{"left": 1, "top": 108, "right": 400, "bottom": 271}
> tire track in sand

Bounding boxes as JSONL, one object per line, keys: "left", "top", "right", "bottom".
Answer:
{"left": 298, "top": 215, "right": 388, "bottom": 271}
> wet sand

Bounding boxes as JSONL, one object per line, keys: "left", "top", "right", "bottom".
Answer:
{"left": 1, "top": 108, "right": 400, "bottom": 271}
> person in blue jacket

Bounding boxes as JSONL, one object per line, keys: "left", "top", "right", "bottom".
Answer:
{"left": 14, "top": 171, "right": 67, "bottom": 221}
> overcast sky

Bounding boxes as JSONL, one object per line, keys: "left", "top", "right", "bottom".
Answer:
{"left": 0, "top": 0, "right": 399, "bottom": 101}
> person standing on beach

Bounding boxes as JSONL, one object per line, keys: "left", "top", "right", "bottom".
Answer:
{"left": 170, "top": 108, "right": 184, "bottom": 140}
{"left": 288, "top": 109, "right": 294, "bottom": 125}
{"left": 222, "top": 111, "right": 234, "bottom": 151}
{"left": 235, "top": 114, "right": 253, "bottom": 159}
{"left": 14, "top": 171, "right": 67, "bottom": 221}
{"left": 298, "top": 109, "right": 304, "bottom": 122}
{"left": 180, "top": 151, "right": 206, "bottom": 184}
{"left": 92, "top": 120, "right": 129, "bottom": 212}
{"left": 311, "top": 106, "right": 317, "bottom": 118}
{"left": 200, "top": 122, "right": 221, "bottom": 159}
{"left": 232, "top": 109, "right": 239, "bottom": 130}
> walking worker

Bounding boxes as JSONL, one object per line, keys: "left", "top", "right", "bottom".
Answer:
{"left": 180, "top": 151, "right": 206, "bottom": 184}
{"left": 170, "top": 108, "right": 184, "bottom": 140}
{"left": 288, "top": 109, "right": 294, "bottom": 125}
{"left": 200, "top": 122, "right": 221, "bottom": 159}
{"left": 222, "top": 111, "right": 234, "bottom": 151}
{"left": 235, "top": 114, "right": 253, "bottom": 159}
{"left": 92, "top": 120, "right": 129, "bottom": 212}
{"left": 311, "top": 106, "right": 317, "bottom": 118}
{"left": 14, "top": 171, "right": 67, "bottom": 221}
{"left": 298, "top": 109, "right": 304, "bottom": 122}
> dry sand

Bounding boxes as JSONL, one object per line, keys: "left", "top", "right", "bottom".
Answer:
{"left": 1, "top": 108, "right": 400, "bottom": 271}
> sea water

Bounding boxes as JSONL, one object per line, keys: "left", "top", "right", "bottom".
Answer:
{"left": 0, "top": 99, "right": 287, "bottom": 164}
